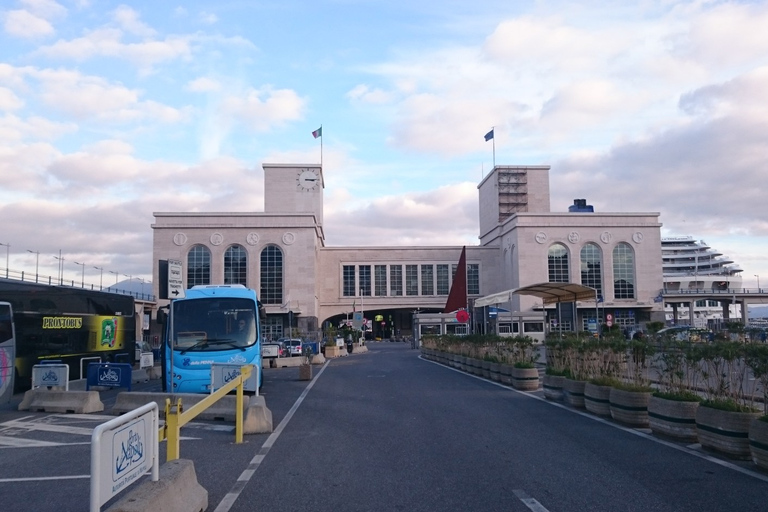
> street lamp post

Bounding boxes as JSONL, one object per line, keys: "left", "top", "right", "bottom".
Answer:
{"left": 54, "top": 252, "right": 65, "bottom": 284}
{"left": 756, "top": 275, "right": 761, "bottom": 291}
{"left": 27, "top": 250, "right": 40, "bottom": 282}
{"left": 109, "top": 270, "right": 119, "bottom": 288}
{"left": 74, "top": 262, "right": 86, "bottom": 288}
{"left": 94, "top": 266, "right": 104, "bottom": 289}
{"left": 0, "top": 242, "right": 9, "bottom": 278}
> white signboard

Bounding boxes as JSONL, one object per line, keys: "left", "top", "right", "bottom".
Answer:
{"left": 32, "top": 364, "right": 69, "bottom": 390}
{"left": 210, "top": 363, "right": 258, "bottom": 394}
{"left": 168, "top": 259, "right": 185, "bottom": 299}
{"left": 139, "top": 352, "right": 153, "bottom": 369}
{"left": 90, "top": 402, "right": 158, "bottom": 512}
{"left": 352, "top": 311, "right": 364, "bottom": 329}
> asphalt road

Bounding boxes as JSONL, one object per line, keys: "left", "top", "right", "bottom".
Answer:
{"left": 2, "top": 343, "right": 768, "bottom": 511}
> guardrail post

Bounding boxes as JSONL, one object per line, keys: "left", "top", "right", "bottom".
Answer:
{"left": 165, "top": 397, "right": 182, "bottom": 462}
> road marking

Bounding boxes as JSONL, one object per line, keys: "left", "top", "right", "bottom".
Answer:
{"left": 213, "top": 360, "right": 330, "bottom": 512}
{"left": 422, "top": 355, "right": 768, "bottom": 485}
{"left": 0, "top": 435, "right": 77, "bottom": 447}
{"left": 513, "top": 489, "right": 551, "bottom": 512}
{"left": 0, "top": 475, "right": 90, "bottom": 483}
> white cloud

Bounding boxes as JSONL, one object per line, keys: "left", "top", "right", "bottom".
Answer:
{"left": 346, "top": 84, "right": 393, "bottom": 105}
{"left": 186, "top": 76, "right": 222, "bottom": 92}
{"left": 199, "top": 11, "right": 218, "bottom": 25}
{"left": 219, "top": 87, "right": 306, "bottom": 131}
{"left": 3, "top": 9, "right": 54, "bottom": 38}
{"left": 112, "top": 5, "right": 156, "bottom": 38}
{"left": 21, "top": 0, "right": 67, "bottom": 19}
{"left": 0, "top": 87, "right": 24, "bottom": 110}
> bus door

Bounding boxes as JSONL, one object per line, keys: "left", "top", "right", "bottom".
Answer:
{"left": 0, "top": 302, "right": 15, "bottom": 404}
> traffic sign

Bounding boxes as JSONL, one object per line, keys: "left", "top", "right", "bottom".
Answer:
{"left": 606, "top": 313, "right": 613, "bottom": 327}
{"left": 168, "top": 259, "right": 185, "bottom": 299}
{"left": 352, "top": 311, "right": 364, "bottom": 329}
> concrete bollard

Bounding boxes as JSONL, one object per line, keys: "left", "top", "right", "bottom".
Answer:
{"left": 18, "top": 389, "right": 104, "bottom": 414}
{"left": 243, "top": 395, "right": 273, "bottom": 434}
{"left": 105, "top": 459, "right": 207, "bottom": 512}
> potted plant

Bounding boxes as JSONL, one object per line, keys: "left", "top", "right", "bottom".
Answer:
{"left": 508, "top": 335, "right": 540, "bottom": 391}
{"left": 584, "top": 336, "right": 623, "bottom": 417}
{"left": 695, "top": 340, "right": 761, "bottom": 459}
{"left": 609, "top": 332, "right": 655, "bottom": 427}
{"left": 543, "top": 336, "right": 568, "bottom": 401}
{"left": 562, "top": 333, "right": 590, "bottom": 408}
{"left": 299, "top": 345, "right": 313, "bottom": 380}
{"left": 648, "top": 337, "right": 703, "bottom": 441}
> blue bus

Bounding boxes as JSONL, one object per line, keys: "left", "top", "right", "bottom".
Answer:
{"left": 164, "top": 285, "right": 264, "bottom": 393}
{"left": 0, "top": 301, "right": 15, "bottom": 404}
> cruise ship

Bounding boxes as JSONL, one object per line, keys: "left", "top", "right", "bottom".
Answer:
{"left": 662, "top": 236, "right": 743, "bottom": 326}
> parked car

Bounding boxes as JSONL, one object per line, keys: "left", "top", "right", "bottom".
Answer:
{"left": 285, "top": 338, "right": 303, "bottom": 357}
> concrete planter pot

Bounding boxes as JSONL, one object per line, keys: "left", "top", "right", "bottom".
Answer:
{"left": 542, "top": 374, "right": 564, "bottom": 401}
{"left": 299, "top": 363, "right": 312, "bottom": 381}
{"left": 609, "top": 388, "right": 652, "bottom": 427}
{"left": 481, "top": 360, "right": 492, "bottom": 379}
{"left": 648, "top": 396, "right": 699, "bottom": 442}
{"left": 749, "top": 418, "right": 768, "bottom": 470}
{"left": 489, "top": 362, "right": 501, "bottom": 382}
{"left": 511, "top": 366, "right": 539, "bottom": 391}
{"left": 696, "top": 405, "right": 761, "bottom": 459}
{"left": 563, "top": 378, "right": 586, "bottom": 408}
{"left": 584, "top": 382, "right": 612, "bottom": 417}
{"left": 499, "top": 364, "right": 514, "bottom": 385}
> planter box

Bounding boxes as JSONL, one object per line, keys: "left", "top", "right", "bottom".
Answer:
{"left": 584, "top": 383, "right": 612, "bottom": 417}
{"left": 696, "top": 406, "right": 760, "bottom": 459}
{"left": 648, "top": 396, "right": 699, "bottom": 441}
{"left": 511, "top": 367, "right": 539, "bottom": 391}
{"left": 500, "top": 364, "right": 514, "bottom": 385}
{"left": 489, "top": 362, "right": 501, "bottom": 382}
{"left": 299, "top": 364, "right": 312, "bottom": 381}
{"left": 749, "top": 418, "right": 768, "bottom": 470}
{"left": 609, "top": 388, "right": 651, "bottom": 427}
{"left": 563, "top": 378, "right": 586, "bottom": 408}
{"left": 481, "top": 360, "right": 491, "bottom": 379}
{"left": 543, "top": 374, "right": 564, "bottom": 401}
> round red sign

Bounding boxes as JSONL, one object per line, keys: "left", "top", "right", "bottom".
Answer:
{"left": 456, "top": 310, "right": 469, "bottom": 323}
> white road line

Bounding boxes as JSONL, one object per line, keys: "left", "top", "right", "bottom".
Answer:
{"left": 0, "top": 475, "right": 90, "bottom": 483}
{"left": 0, "top": 436, "right": 69, "bottom": 447}
{"left": 0, "top": 419, "right": 94, "bottom": 436}
{"left": 513, "top": 489, "right": 551, "bottom": 512}
{"left": 213, "top": 360, "right": 330, "bottom": 512}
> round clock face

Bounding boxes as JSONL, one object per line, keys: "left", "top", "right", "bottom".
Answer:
{"left": 297, "top": 169, "right": 319, "bottom": 190}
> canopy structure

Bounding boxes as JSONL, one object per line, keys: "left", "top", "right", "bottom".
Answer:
{"left": 514, "top": 282, "right": 598, "bottom": 305}
{"left": 474, "top": 283, "right": 598, "bottom": 307}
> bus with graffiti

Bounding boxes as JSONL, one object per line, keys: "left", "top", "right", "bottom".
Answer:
{"left": 0, "top": 279, "right": 136, "bottom": 393}
{"left": 163, "top": 285, "right": 264, "bottom": 393}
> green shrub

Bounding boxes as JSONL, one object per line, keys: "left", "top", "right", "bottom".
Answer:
{"left": 652, "top": 390, "right": 702, "bottom": 402}
{"left": 700, "top": 398, "right": 760, "bottom": 413}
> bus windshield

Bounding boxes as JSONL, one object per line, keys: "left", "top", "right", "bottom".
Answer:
{"left": 171, "top": 297, "right": 257, "bottom": 352}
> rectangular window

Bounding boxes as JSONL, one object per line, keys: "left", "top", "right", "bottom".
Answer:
{"left": 406, "top": 265, "right": 419, "bottom": 296}
{"left": 342, "top": 265, "right": 356, "bottom": 297}
{"left": 421, "top": 265, "right": 434, "bottom": 295}
{"left": 375, "top": 265, "right": 387, "bottom": 296}
{"left": 436, "top": 264, "right": 450, "bottom": 295}
{"left": 390, "top": 265, "right": 402, "bottom": 296}
{"left": 524, "top": 322, "right": 544, "bottom": 333}
{"left": 467, "top": 264, "right": 480, "bottom": 295}
{"left": 359, "top": 265, "right": 371, "bottom": 296}
{"left": 446, "top": 324, "right": 468, "bottom": 335}
{"left": 498, "top": 323, "right": 512, "bottom": 334}
{"left": 420, "top": 324, "right": 441, "bottom": 336}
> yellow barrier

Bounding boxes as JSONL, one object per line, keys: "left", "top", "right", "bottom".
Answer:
{"left": 158, "top": 365, "right": 252, "bottom": 461}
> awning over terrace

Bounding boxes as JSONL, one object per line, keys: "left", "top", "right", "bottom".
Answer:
{"left": 473, "top": 283, "right": 598, "bottom": 307}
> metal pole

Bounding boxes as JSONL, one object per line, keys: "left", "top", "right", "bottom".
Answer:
{"left": 27, "top": 250, "right": 39, "bottom": 282}
{"left": 0, "top": 243, "right": 10, "bottom": 278}
{"left": 94, "top": 266, "right": 103, "bottom": 289}
{"left": 75, "top": 262, "right": 86, "bottom": 288}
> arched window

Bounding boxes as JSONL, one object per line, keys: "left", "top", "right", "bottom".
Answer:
{"left": 260, "top": 245, "right": 283, "bottom": 305}
{"left": 580, "top": 243, "right": 602, "bottom": 297}
{"left": 187, "top": 245, "right": 210, "bottom": 288}
{"left": 548, "top": 243, "right": 569, "bottom": 283}
{"left": 224, "top": 245, "right": 247, "bottom": 285}
{"left": 613, "top": 242, "right": 635, "bottom": 299}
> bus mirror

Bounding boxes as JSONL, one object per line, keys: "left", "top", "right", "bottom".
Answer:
{"left": 157, "top": 309, "right": 167, "bottom": 325}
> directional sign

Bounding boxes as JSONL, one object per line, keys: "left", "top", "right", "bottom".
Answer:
{"left": 168, "top": 258, "right": 185, "bottom": 299}
{"left": 352, "top": 311, "right": 364, "bottom": 329}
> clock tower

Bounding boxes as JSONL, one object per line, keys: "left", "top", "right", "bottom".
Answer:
{"left": 263, "top": 164, "right": 324, "bottom": 225}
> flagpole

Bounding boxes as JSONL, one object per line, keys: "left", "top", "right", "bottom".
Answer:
{"left": 492, "top": 126, "right": 496, "bottom": 168}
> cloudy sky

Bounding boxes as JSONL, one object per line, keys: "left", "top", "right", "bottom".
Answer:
{"left": 1, "top": 0, "right": 766, "bottom": 290}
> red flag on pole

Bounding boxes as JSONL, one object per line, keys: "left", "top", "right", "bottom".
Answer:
{"left": 443, "top": 246, "right": 467, "bottom": 314}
